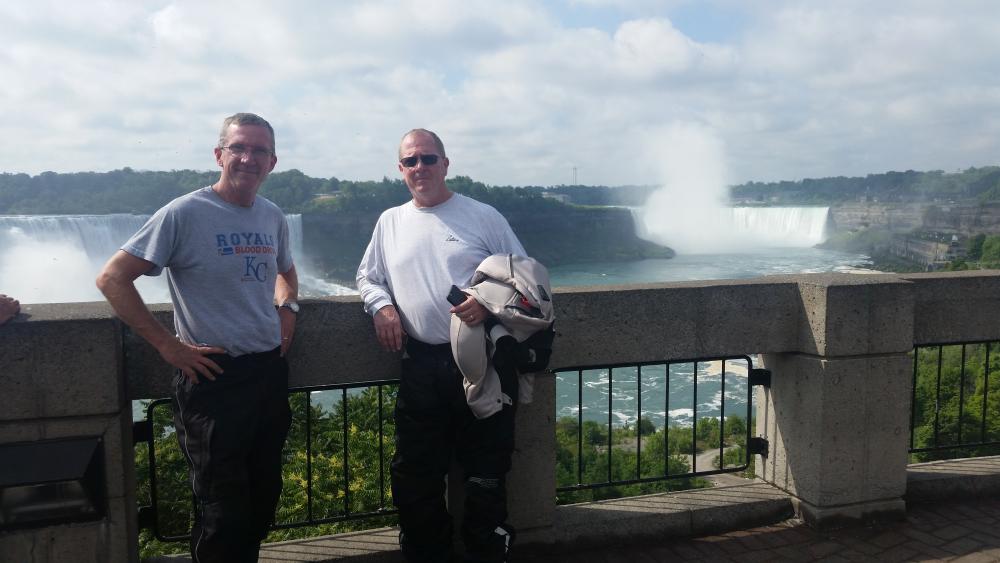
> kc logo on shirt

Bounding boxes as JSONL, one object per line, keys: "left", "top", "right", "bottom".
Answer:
{"left": 215, "top": 232, "right": 276, "bottom": 282}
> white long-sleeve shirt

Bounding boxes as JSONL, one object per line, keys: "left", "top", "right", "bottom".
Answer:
{"left": 356, "top": 193, "right": 527, "bottom": 345}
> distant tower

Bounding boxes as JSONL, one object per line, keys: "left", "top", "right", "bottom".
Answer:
{"left": 572, "top": 166, "right": 578, "bottom": 185}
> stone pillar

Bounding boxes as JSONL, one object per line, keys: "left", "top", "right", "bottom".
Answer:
{"left": 0, "top": 306, "right": 138, "bottom": 562}
{"left": 757, "top": 275, "right": 914, "bottom": 528}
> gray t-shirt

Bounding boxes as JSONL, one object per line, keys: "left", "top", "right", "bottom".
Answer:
{"left": 122, "top": 186, "right": 293, "bottom": 356}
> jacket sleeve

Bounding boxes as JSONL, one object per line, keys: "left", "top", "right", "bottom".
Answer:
{"left": 356, "top": 219, "right": 395, "bottom": 316}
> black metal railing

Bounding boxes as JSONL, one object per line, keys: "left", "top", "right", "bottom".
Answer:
{"left": 554, "top": 355, "right": 769, "bottom": 498}
{"left": 133, "top": 380, "right": 399, "bottom": 542}
{"left": 910, "top": 341, "right": 1000, "bottom": 460}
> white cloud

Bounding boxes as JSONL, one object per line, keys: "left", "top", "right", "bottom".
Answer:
{"left": 0, "top": 0, "right": 998, "bottom": 186}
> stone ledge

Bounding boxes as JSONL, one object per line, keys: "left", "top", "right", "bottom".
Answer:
{"left": 906, "top": 455, "right": 1000, "bottom": 502}
{"left": 149, "top": 481, "right": 793, "bottom": 562}
{"left": 525, "top": 481, "right": 793, "bottom": 553}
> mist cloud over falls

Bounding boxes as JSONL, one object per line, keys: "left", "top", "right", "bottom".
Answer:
{"left": 636, "top": 123, "right": 828, "bottom": 254}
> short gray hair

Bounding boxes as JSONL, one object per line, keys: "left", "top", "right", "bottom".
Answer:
{"left": 399, "top": 128, "right": 446, "bottom": 160}
{"left": 218, "top": 113, "right": 275, "bottom": 150}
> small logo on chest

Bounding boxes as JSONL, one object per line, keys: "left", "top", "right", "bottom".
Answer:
{"left": 445, "top": 234, "right": 461, "bottom": 242}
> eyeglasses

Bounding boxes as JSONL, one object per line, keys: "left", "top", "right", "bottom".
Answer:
{"left": 222, "top": 144, "right": 274, "bottom": 159}
{"left": 400, "top": 154, "right": 440, "bottom": 168}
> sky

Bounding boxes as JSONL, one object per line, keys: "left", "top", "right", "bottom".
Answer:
{"left": 2, "top": 0, "right": 999, "bottom": 187}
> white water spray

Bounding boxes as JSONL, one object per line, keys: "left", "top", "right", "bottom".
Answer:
{"left": 0, "top": 214, "right": 354, "bottom": 304}
{"left": 636, "top": 123, "right": 828, "bottom": 253}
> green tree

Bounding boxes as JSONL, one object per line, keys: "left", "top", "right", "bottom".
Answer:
{"left": 980, "top": 235, "right": 1000, "bottom": 267}
{"left": 967, "top": 234, "right": 987, "bottom": 261}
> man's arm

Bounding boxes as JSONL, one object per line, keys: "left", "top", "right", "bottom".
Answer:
{"left": 275, "top": 264, "right": 298, "bottom": 357}
{"left": 96, "top": 250, "right": 224, "bottom": 383}
{"left": 357, "top": 230, "right": 405, "bottom": 352}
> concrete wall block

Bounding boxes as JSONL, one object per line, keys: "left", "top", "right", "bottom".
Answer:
{"left": 905, "top": 272, "right": 1000, "bottom": 345}
{"left": 825, "top": 282, "right": 914, "bottom": 356}
{"left": 693, "top": 282, "right": 801, "bottom": 357}
{"left": 758, "top": 354, "right": 911, "bottom": 508}
{"left": 508, "top": 374, "right": 556, "bottom": 528}
{"left": 794, "top": 283, "right": 829, "bottom": 356}
{"left": 0, "top": 490, "right": 133, "bottom": 563}
{"left": 285, "top": 298, "right": 402, "bottom": 388}
{"left": 757, "top": 353, "right": 824, "bottom": 500}
{"left": 0, "top": 415, "right": 131, "bottom": 500}
{"left": 859, "top": 355, "right": 913, "bottom": 500}
{"left": 551, "top": 281, "right": 802, "bottom": 369}
{"left": 796, "top": 274, "right": 914, "bottom": 357}
{"left": 815, "top": 360, "right": 869, "bottom": 505}
{"left": 793, "top": 497, "right": 906, "bottom": 530}
{"left": 551, "top": 287, "right": 699, "bottom": 368}
{"left": 1, "top": 318, "right": 122, "bottom": 420}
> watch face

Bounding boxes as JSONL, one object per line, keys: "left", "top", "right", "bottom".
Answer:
{"left": 282, "top": 302, "right": 300, "bottom": 313}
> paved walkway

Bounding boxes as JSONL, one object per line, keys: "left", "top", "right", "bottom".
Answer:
{"left": 518, "top": 497, "right": 1000, "bottom": 562}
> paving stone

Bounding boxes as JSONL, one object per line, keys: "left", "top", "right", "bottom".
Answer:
{"left": 902, "top": 526, "right": 949, "bottom": 547}
{"left": 841, "top": 538, "right": 883, "bottom": 556}
{"left": 738, "top": 550, "right": 785, "bottom": 563}
{"left": 772, "top": 545, "right": 806, "bottom": 560}
{"left": 736, "top": 534, "right": 770, "bottom": 552}
{"left": 941, "top": 536, "right": 986, "bottom": 556}
{"left": 670, "top": 542, "right": 704, "bottom": 560}
{"left": 935, "top": 523, "right": 975, "bottom": 541}
{"left": 953, "top": 504, "right": 991, "bottom": 520}
{"left": 716, "top": 538, "right": 747, "bottom": 555}
{"left": 807, "top": 541, "right": 844, "bottom": 559}
{"left": 257, "top": 494, "right": 1000, "bottom": 562}
{"left": 877, "top": 545, "right": 920, "bottom": 562}
{"left": 688, "top": 539, "right": 731, "bottom": 559}
{"left": 868, "top": 530, "right": 909, "bottom": 549}
{"left": 938, "top": 506, "right": 974, "bottom": 521}
{"left": 815, "top": 555, "right": 852, "bottom": 563}
{"left": 602, "top": 547, "right": 659, "bottom": 563}
{"left": 838, "top": 548, "right": 881, "bottom": 562}
{"left": 908, "top": 541, "right": 965, "bottom": 561}
{"left": 972, "top": 531, "right": 1000, "bottom": 547}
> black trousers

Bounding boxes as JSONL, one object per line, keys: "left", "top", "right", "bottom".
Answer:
{"left": 392, "top": 339, "right": 518, "bottom": 563}
{"left": 172, "top": 347, "right": 292, "bottom": 563}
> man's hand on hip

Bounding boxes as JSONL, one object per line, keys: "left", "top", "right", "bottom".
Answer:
{"left": 159, "top": 339, "right": 225, "bottom": 384}
{"left": 374, "top": 305, "right": 405, "bottom": 352}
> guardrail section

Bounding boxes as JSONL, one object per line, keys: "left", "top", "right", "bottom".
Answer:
{"left": 911, "top": 341, "right": 1000, "bottom": 461}
{"left": 554, "top": 355, "right": 769, "bottom": 503}
{"left": 133, "top": 381, "right": 399, "bottom": 544}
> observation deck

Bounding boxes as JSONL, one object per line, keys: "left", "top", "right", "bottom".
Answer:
{"left": 4, "top": 270, "right": 1000, "bottom": 561}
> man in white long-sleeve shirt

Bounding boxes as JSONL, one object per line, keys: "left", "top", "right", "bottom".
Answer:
{"left": 357, "top": 129, "right": 525, "bottom": 563}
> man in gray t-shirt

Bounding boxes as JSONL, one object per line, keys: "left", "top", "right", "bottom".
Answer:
{"left": 97, "top": 113, "right": 298, "bottom": 563}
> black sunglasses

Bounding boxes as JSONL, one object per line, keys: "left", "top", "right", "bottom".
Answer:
{"left": 400, "top": 154, "right": 440, "bottom": 168}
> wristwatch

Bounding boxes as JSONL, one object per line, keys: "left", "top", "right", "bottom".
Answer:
{"left": 278, "top": 301, "right": 300, "bottom": 314}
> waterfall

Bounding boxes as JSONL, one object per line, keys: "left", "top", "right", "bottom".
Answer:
{"left": 727, "top": 207, "right": 829, "bottom": 247}
{"left": 0, "top": 214, "right": 353, "bottom": 304}
{"left": 633, "top": 205, "right": 830, "bottom": 254}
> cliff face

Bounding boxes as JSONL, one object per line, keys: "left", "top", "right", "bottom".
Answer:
{"left": 301, "top": 206, "right": 673, "bottom": 282}
{"left": 830, "top": 203, "right": 925, "bottom": 232}
{"left": 921, "top": 203, "right": 1000, "bottom": 233}
{"left": 830, "top": 202, "right": 1000, "bottom": 235}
